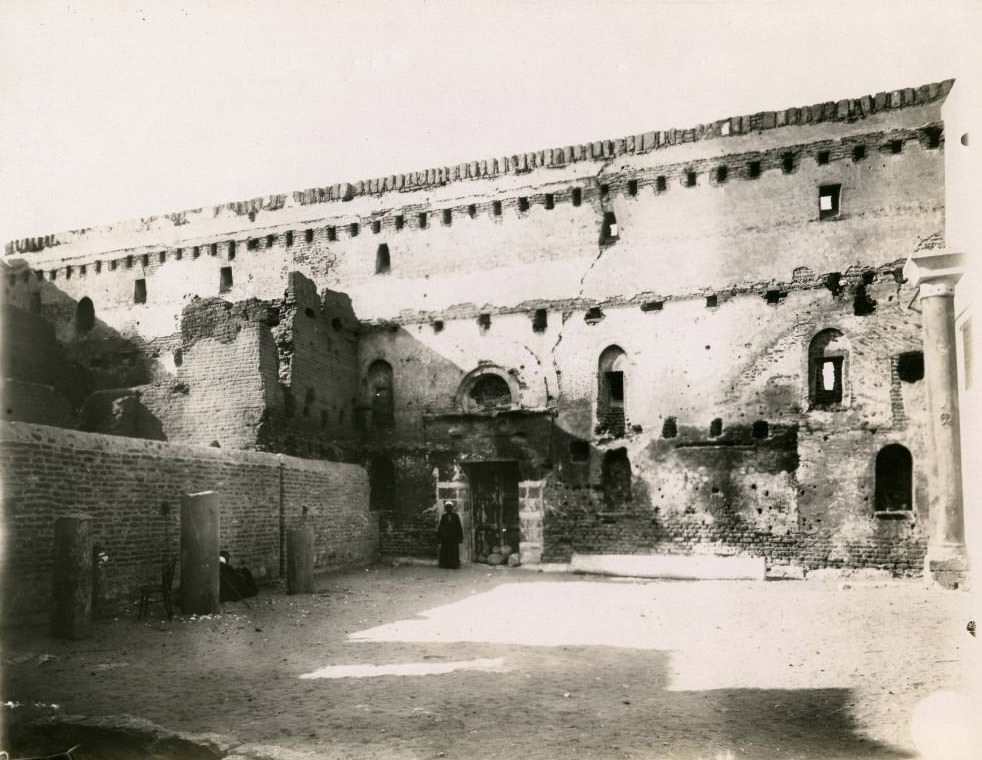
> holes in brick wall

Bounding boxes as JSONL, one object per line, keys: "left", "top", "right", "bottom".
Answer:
{"left": 602, "top": 448, "right": 632, "bottom": 508}
{"left": 126, "top": 255, "right": 134, "bottom": 269}
{"left": 853, "top": 278, "right": 877, "bottom": 316}
{"left": 372, "top": 220, "right": 381, "bottom": 234}
{"left": 641, "top": 300, "right": 664, "bottom": 312}
{"left": 709, "top": 418, "right": 723, "bottom": 437}
{"left": 418, "top": 212, "right": 428, "bottom": 228}
{"left": 518, "top": 197, "right": 530, "bottom": 212}
{"left": 705, "top": 295, "right": 718, "bottom": 308}
{"left": 852, "top": 144, "right": 866, "bottom": 161}
{"left": 304, "top": 307, "right": 316, "bottom": 318}
{"left": 285, "top": 231, "right": 294, "bottom": 246}
{"left": 752, "top": 420, "right": 769, "bottom": 439}
{"left": 349, "top": 222, "right": 360, "bottom": 237}
{"left": 532, "top": 309, "right": 548, "bottom": 332}
{"left": 600, "top": 211, "right": 618, "bottom": 244}
{"left": 228, "top": 242, "right": 236, "bottom": 260}
{"left": 781, "top": 152, "right": 795, "bottom": 173}
{"left": 874, "top": 444, "right": 913, "bottom": 512}
{"left": 158, "top": 252, "right": 166, "bottom": 264}
{"left": 219, "top": 266, "right": 233, "bottom": 294}
{"left": 765, "top": 290, "right": 787, "bottom": 305}
{"left": 75, "top": 297, "right": 95, "bottom": 333}
{"left": 306, "top": 228, "right": 315, "bottom": 243}
{"left": 685, "top": 171, "right": 696, "bottom": 187}
{"left": 545, "top": 193, "right": 555, "bottom": 210}
{"left": 816, "top": 150, "right": 830, "bottom": 165}
{"left": 627, "top": 179, "right": 638, "bottom": 196}
{"left": 267, "top": 234, "right": 275, "bottom": 247}
{"left": 715, "top": 166, "right": 728, "bottom": 183}
{"left": 142, "top": 253, "right": 150, "bottom": 267}
{"left": 584, "top": 307, "right": 605, "bottom": 324}
{"left": 569, "top": 440, "right": 590, "bottom": 462}
{"left": 395, "top": 215, "right": 405, "bottom": 230}
{"left": 897, "top": 351, "right": 924, "bottom": 383}
{"left": 467, "top": 204, "right": 476, "bottom": 218}
{"left": 477, "top": 313, "right": 491, "bottom": 333}
{"left": 748, "top": 161, "right": 761, "bottom": 179}
{"left": 432, "top": 320, "right": 444, "bottom": 333}
{"left": 173, "top": 348, "right": 183, "bottom": 367}
{"left": 661, "top": 417, "right": 678, "bottom": 439}
{"left": 331, "top": 317, "right": 342, "bottom": 331}
{"left": 210, "top": 243, "right": 218, "bottom": 256}
{"left": 174, "top": 249, "right": 182, "bottom": 261}
{"left": 376, "top": 244, "right": 391, "bottom": 274}
{"left": 133, "top": 279, "right": 147, "bottom": 304}
{"left": 572, "top": 187, "right": 582, "bottom": 206}
{"left": 65, "top": 266, "right": 72, "bottom": 280}
{"left": 600, "top": 183, "right": 609, "bottom": 197}
{"left": 442, "top": 209, "right": 452, "bottom": 226}
{"left": 922, "top": 126, "right": 942, "bottom": 149}
{"left": 109, "top": 261, "right": 117, "bottom": 271}
{"left": 193, "top": 246, "right": 201, "bottom": 259}
{"left": 325, "top": 227, "right": 336, "bottom": 241}
{"left": 656, "top": 175, "right": 667, "bottom": 192}
{"left": 247, "top": 238, "right": 259, "bottom": 251}
{"left": 94, "top": 262, "right": 102, "bottom": 274}
{"left": 492, "top": 201, "right": 502, "bottom": 216}
{"left": 819, "top": 184, "right": 841, "bottom": 220}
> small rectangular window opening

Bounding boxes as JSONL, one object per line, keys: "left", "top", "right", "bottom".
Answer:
{"left": 601, "top": 211, "right": 618, "bottom": 243}
{"left": 532, "top": 309, "right": 548, "bottom": 332}
{"left": 572, "top": 188, "right": 582, "bottom": 206}
{"left": 765, "top": 290, "right": 787, "bottom": 305}
{"left": 306, "top": 228, "right": 316, "bottom": 243}
{"left": 158, "top": 252, "right": 166, "bottom": 264}
{"left": 782, "top": 152, "right": 795, "bottom": 173}
{"left": 478, "top": 313, "right": 491, "bottom": 333}
{"left": 852, "top": 144, "right": 866, "bottom": 161}
{"left": 492, "top": 201, "right": 502, "bottom": 217}
{"left": 518, "top": 197, "right": 530, "bottom": 212}
{"left": 193, "top": 246, "right": 201, "bottom": 258}
{"left": 641, "top": 300, "right": 664, "bottom": 312}
{"left": 134, "top": 279, "right": 147, "bottom": 304}
{"left": 327, "top": 227, "right": 336, "bottom": 241}
{"left": 175, "top": 249, "right": 183, "bottom": 260}
{"left": 706, "top": 294, "right": 718, "bottom": 308}
{"left": 888, "top": 139, "right": 903, "bottom": 154}
{"left": 606, "top": 371, "right": 624, "bottom": 404}
{"left": 285, "top": 231, "right": 294, "bottom": 246}
{"left": 656, "top": 176, "right": 667, "bottom": 192}
{"left": 267, "top": 234, "right": 275, "bottom": 247}
{"left": 375, "top": 244, "right": 391, "bottom": 274}
{"left": 349, "top": 222, "right": 360, "bottom": 237}
{"left": 442, "top": 209, "right": 452, "bottom": 226}
{"left": 371, "top": 220, "right": 381, "bottom": 234}
{"left": 418, "top": 212, "right": 428, "bottom": 228}
{"left": 219, "top": 266, "right": 233, "bottom": 293}
{"left": 247, "top": 238, "right": 259, "bottom": 250}
{"left": 432, "top": 320, "right": 444, "bottom": 333}
{"left": 141, "top": 253, "right": 149, "bottom": 267}
{"left": 467, "top": 204, "right": 476, "bottom": 218}
{"left": 748, "top": 161, "right": 761, "bottom": 179}
{"left": 627, "top": 179, "right": 638, "bottom": 196}
{"left": 923, "top": 127, "right": 942, "bottom": 149}
{"left": 109, "top": 261, "right": 117, "bottom": 271}
{"left": 210, "top": 243, "right": 218, "bottom": 256}
{"left": 80, "top": 264, "right": 87, "bottom": 276}
{"left": 816, "top": 150, "right": 831, "bottom": 165}
{"left": 65, "top": 266, "right": 72, "bottom": 280}
{"left": 126, "top": 255, "right": 134, "bottom": 269}
{"left": 600, "top": 183, "right": 609, "bottom": 197}
{"left": 228, "top": 242, "right": 236, "bottom": 260}
{"left": 819, "top": 184, "right": 841, "bottom": 220}
{"left": 94, "top": 262, "right": 102, "bottom": 274}
{"left": 715, "top": 166, "right": 728, "bottom": 183}
{"left": 685, "top": 171, "right": 696, "bottom": 187}
{"left": 815, "top": 357, "right": 843, "bottom": 405}
{"left": 395, "top": 215, "right": 405, "bottom": 230}
{"left": 545, "top": 194, "right": 555, "bottom": 210}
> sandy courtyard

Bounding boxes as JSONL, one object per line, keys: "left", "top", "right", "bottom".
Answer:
{"left": 1, "top": 565, "right": 978, "bottom": 759}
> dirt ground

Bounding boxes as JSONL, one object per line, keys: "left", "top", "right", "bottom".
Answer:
{"left": 1, "top": 564, "right": 979, "bottom": 760}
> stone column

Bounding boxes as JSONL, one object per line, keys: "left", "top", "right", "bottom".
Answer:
{"left": 51, "top": 514, "right": 92, "bottom": 639}
{"left": 286, "top": 525, "right": 315, "bottom": 594}
{"left": 905, "top": 253, "right": 968, "bottom": 588}
{"left": 181, "top": 491, "right": 220, "bottom": 614}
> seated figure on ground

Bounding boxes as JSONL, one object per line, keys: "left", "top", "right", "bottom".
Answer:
{"left": 219, "top": 550, "right": 258, "bottom": 602}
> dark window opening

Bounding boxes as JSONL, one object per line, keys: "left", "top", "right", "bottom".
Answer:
{"left": 600, "top": 211, "right": 618, "bottom": 244}
{"left": 853, "top": 282, "right": 877, "bottom": 316}
{"left": 602, "top": 448, "right": 632, "bottom": 508}
{"left": 819, "top": 184, "right": 841, "bottom": 220}
{"left": 765, "top": 290, "right": 787, "bottom": 305}
{"left": 228, "top": 242, "right": 236, "bottom": 260}
{"left": 888, "top": 139, "right": 903, "bottom": 154}
{"left": 752, "top": 420, "right": 769, "bottom": 439}
{"left": 395, "top": 215, "right": 405, "bottom": 230}
{"left": 418, "top": 212, "right": 428, "bottom": 228}
{"left": 331, "top": 317, "right": 342, "bottom": 331}
{"left": 641, "top": 300, "right": 664, "bottom": 312}
{"left": 75, "top": 297, "right": 95, "bottom": 333}
{"left": 304, "top": 307, "right": 316, "bottom": 318}
{"left": 782, "top": 152, "right": 795, "bottom": 173}
{"left": 814, "top": 357, "right": 844, "bottom": 405}
{"left": 193, "top": 246, "right": 201, "bottom": 258}
{"left": 432, "top": 320, "right": 444, "bottom": 333}
{"left": 349, "top": 222, "right": 360, "bottom": 237}
{"left": 897, "top": 351, "right": 924, "bottom": 383}
{"left": 600, "top": 184, "right": 609, "bottom": 197}
{"left": 656, "top": 175, "right": 667, "bottom": 192}
{"left": 175, "top": 249, "right": 183, "bottom": 260}
{"left": 492, "top": 201, "right": 502, "bottom": 217}
{"left": 569, "top": 440, "right": 590, "bottom": 462}
{"left": 809, "top": 329, "right": 847, "bottom": 408}
{"left": 94, "top": 262, "right": 102, "bottom": 274}
{"left": 158, "top": 252, "right": 166, "bottom": 263}
{"left": 545, "top": 193, "right": 555, "bottom": 210}
{"left": 367, "top": 360, "right": 394, "bottom": 429}
{"left": 210, "top": 243, "right": 218, "bottom": 256}
{"left": 109, "top": 261, "right": 117, "bottom": 271}
{"left": 518, "top": 197, "right": 530, "bottom": 212}
{"left": 327, "top": 227, "right": 336, "bottom": 241}
{"left": 584, "top": 307, "right": 605, "bottom": 324}
{"left": 685, "top": 171, "right": 697, "bottom": 187}
{"left": 442, "top": 209, "right": 452, "bottom": 225}
{"left": 706, "top": 295, "right": 718, "bottom": 308}
{"left": 219, "top": 266, "right": 233, "bottom": 293}
{"left": 715, "top": 166, "right": 728, "bottom": 183}
{"left": 126, "top": 255, "right": 134, "bottom": 269}
{"left": 627, "top": 179, "right": 638, "bottom": 196}
{"left": 597, "top": 345, "right": 627, "bottom": 437}
{"left": 372, "top": 220, "right": 381, "bottom": 234}
{"left": 306, "top": 229, "right": 315, "bottom": 243}
{"left": 285, "top": 231, "right": 294, "bottom": 246}
{"left": 143, "top": 253, "right": 151, "bottom": 267}
{"left": 468, "top": 204, "right": 476, "bottom": 218}
{"left": 532, "top": 309, "right": 548, "bottom": 332}
{"left": 661, "top": 417, "right": 678, "bottom": 439}
{"left": 173, "top": 348, "right": 183, "bottom": 367}
{"left": 748, "top": 161, "right": 761, "bottom": 179}
{"left": 65, "top": 266, "right": 72, "bottom": 280}
{"left": 134, "top": 279, "right": 147, "bottom": 304}
{"left": 267, "top": 234, "right": 275, "bottom": 247}
{"left": 376, "top": 244, "right": 391, "bottom": 274}
{"left": 923, "top": 126, "right": 942, "bottom": 149}
{"left": 816, "top": 150, "right": 830, "bottom": 165}
{"left": 709, "top": 418, "right": 723, "bottom": 437}
{"left": 468, "top": 374, "right": 512, "bottom": 411}
{"left": 875, "top": 444, "right": 913, "bottom": 512}
{"left": 852, "top": 144, "right": 866, "bottom": 161}
{"left": 572, "top": 188, "right": 582, "bottom": 206}
{"left": 369, "top": 455, "right": 395, "bottom": 511}
{"left": 478, "top": 313, "right": 491, "bottom": 333}
{"left": 247, "top": 238, "right": 259, "bottom": 251}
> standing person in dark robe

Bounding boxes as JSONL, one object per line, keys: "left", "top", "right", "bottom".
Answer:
{"left": 437, "top": 502, "right": 464, "bottom": 569}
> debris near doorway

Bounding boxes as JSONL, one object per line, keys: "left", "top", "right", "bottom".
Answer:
{"left": 479, "top": 545, "right": 521, "bottom": 567}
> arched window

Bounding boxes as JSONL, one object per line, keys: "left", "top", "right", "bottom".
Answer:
{"left": 75, "top": 297, "right": 95, "bottom": 333}
{"left": 468, "top": 374, "right": 512, "bottom": 412}
{"left": 808, "top": 329, "right": 849, "bottom": 408}
{"left": 875, "top": 444, "right": 913, "bottom": 513}
{"left": 369, "top": 455, "right": 395, "bottom": 511}
{"left": 366, "top": 360, "right": 394, "bottom": 428}
{"left": 597, "top": 345, "right": 627, "bottom": 437}
{"left": 602, "top": 448, "right": 632, "bottom": 508}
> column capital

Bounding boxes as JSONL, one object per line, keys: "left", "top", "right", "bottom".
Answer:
{"left": 903, "top": 251, "right": 965, "bottom": 300}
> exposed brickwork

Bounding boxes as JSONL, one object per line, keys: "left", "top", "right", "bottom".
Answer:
{"left": 0, "top": 421, "right": 375, "bottom": 618}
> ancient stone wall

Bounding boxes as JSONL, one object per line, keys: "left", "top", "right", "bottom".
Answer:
{"left": 0, "top": 421, "right": 375, "bottom": 618}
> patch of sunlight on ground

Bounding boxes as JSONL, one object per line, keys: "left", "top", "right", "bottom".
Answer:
{"left": 299, "top": 658, "right": 507, "bottom": 679}
{"left": 348, "top": 580, "right": 843, "bottom": 691}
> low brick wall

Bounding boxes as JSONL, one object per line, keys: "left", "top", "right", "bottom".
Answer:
{"left": 0, "top": 421, "right": 377, "bottom": 619}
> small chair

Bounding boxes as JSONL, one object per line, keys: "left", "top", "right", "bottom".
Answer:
{"left": 137, "top": 557, "right": 177, "bottom": 620}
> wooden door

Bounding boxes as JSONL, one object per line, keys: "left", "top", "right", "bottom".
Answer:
{"left": 469, "top": 463, "right": 520, "bottom": 558}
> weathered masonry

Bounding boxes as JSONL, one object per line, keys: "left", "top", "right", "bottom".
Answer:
{"left": 2, "top": 79, "right": 970, "bottom": 585}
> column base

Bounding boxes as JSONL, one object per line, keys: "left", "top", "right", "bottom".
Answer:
{"left": 926, "top": 546, "right": 970, "bottom": 589}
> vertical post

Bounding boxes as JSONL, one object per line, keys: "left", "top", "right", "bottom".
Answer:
{"left": 905, "top": 253, "right": 969, "bottom": 588}
{"left": 286, "top": 525, "right": 315, "bottom": 594}
{"left": 181, "top": 491, "right": 220, "bottom": 614}
{"left": 51, "top": 515, "right": 92, "bottom": 639}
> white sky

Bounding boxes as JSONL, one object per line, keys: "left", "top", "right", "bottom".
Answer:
{"left": 0, "top": 0, "right": 978, "bottom": 243}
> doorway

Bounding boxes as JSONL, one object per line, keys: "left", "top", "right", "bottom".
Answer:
{"left": 468, "top": 462, "right": 520, "bottom": 558}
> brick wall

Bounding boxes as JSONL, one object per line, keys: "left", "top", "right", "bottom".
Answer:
{"left": 0, "top": 421, "right": 376, "bottom": 619}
